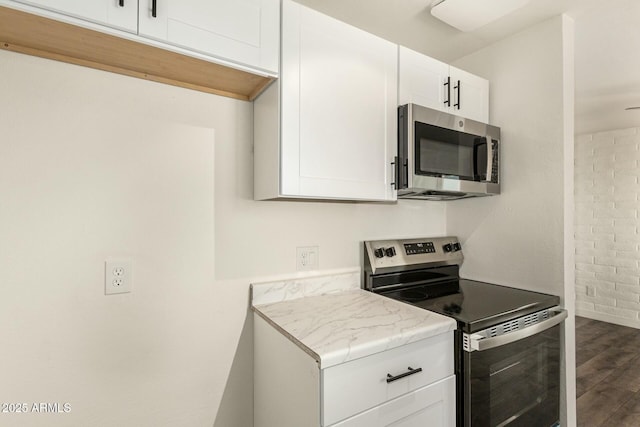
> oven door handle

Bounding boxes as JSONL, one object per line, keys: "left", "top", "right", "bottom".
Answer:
{"left": 469, "top": 308, "right": 567, "bottom": 352}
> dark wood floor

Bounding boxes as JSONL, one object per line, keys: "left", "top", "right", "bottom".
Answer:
{"left": 576, "top": 316, "right": 640, "bottom": 426}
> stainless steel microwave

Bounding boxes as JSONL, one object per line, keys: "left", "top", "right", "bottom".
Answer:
{"left": 396, "top": 103, "right": 500, "bottom": 200}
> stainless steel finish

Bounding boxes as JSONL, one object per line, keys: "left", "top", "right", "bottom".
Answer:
{"left": 463, "top": 308, "right": 567, "bottom": 352}
{"left": 397, "top": 179, "right": 500, "bottom": 200}
{"left": 400, "top": 103, "right": 500, "bottom": 200}
{"left": 364, "top": 236, "right": 463, "bottom": 275}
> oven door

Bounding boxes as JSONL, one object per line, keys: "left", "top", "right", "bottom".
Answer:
{"left": 461, "top": 310, "right": 566, "bottom": 427}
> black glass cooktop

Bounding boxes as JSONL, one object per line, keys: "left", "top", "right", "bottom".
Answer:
{"left": 380, "top": 279, "right": 560, "bottom": 333}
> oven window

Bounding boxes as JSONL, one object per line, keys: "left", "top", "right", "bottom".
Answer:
{"left": 466, "top": 325, "right": 561, "bottom": 427}
{"left": 415, "top": 122, "right": 487, "bottom": 181}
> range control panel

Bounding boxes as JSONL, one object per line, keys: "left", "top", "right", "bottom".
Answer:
{"left": 404, "top": 242, "right": 436, "bottom": 255}
{"left": 364, "top": 236, "right": 463, "bottom": 273}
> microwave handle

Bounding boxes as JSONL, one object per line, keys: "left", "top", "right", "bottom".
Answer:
{"left": 485, "top": 137, "right": 494, "bottom": 182}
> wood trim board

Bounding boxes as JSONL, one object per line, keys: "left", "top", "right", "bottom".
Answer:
{"left": 0, "top": 6, "right": 275, "bottom": 101}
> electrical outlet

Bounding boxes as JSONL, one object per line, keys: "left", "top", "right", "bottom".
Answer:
{"left": 586, "top": 286, "right": 596, "bottom": 297}
{"left": 105, "top": 260, "right": 132, "bottom": 295}
{"left": 297, "top": 246, "right": 319, "bottom": 271}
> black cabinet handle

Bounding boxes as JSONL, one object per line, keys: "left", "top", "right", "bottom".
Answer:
{"left": 395, "top": 157, "right": 408, "bottom": 190}
{"left": 454, "top": 80, "right": 461, "bottom": 109}
{"left": 391, "top": 156, "right": 398, "bottom": 189}
{"left": 118, "top": 0, "right": 124, "bottom": 6}
{"left": 444, "top": 76, "right": 451, "bottom": 107}
{"left": 386, "top": 366, "right": 422, "bottom": 383}
{"left": 152, "top": 0, "right": 157, "bottom": 17}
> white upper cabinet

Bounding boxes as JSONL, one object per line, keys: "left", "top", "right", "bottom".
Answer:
{"left": 254, "top": 0, "right": 398, "bottom": 201}
{"left": 138, "top": 0, "right": 279, "bottom": 73}
{"left": 449, "top": 65, "right": 489, "bottom": 124}
{"left": 399, "top": 46, "right": 489, "bottom": 123}
{"left": 12, "top": 0, "right": 137, "bottom": 32}
{"left": 398, "top": 47, "right": 450, "bottom": 112}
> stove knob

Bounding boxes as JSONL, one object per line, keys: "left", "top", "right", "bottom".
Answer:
{"left": 385, "top": 247, "right": 396, "bottom": 257}
{"left": 452, "top": 242, "right": 461, "bottom": 252}
{"left": 443, "top": 243, "right": 453, "bottom": 253}
{"left": 374, "top": 248, "right": 385, "bottom": 258}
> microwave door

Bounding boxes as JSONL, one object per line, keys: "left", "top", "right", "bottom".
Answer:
{"left": 415, "top": 123, "right": 478, "bottom": 180}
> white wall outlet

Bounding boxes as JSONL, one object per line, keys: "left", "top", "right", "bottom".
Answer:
{"left": 105, "top": 260, "right": 132, "bottom": 295}
{"left": 297, "top": 246, "right": 319, "bottom": 271}
{"left": 586, "top": 286, "right": 596, "bottom": 297}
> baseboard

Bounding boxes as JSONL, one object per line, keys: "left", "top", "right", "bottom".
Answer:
{"left": 576, "top": 308, "right": 640, "bottom": 330}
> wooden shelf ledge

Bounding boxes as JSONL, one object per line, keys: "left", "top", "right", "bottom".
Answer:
{"left": 0, "top": 6, "right": 275, "bottom": 101}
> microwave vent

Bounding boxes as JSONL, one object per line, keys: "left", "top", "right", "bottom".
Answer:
{"left": 398, "top": 190, "right": 477, "bottom": 201}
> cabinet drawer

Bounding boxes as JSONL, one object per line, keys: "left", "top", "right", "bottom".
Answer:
{"left": 331, "top": 375, "right": 456, "bottom": 427}
{"left": 322, "top": 332, "right": 454, "bottom": 426}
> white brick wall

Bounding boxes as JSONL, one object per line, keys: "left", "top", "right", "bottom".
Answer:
{"left": 575, "top": 127, "right": 640, "bottom": 327}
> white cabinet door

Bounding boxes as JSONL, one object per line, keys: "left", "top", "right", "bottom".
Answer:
{"left": 398, "top": 46, "right": 449, "bottom": 111}
{"left": 138, "top": 0, "right": 279, "bottom": 73}
{"left": 322, "top": 332, "right": 453, "bottom": 426}
{"left": 331, "top": 376, "right": 456, "bottom": 427}
{"left": 280, "top": 0, "right": 398, "bottom": 201}
{"left": 398, "top": 46, "right": 489, "bottom": 123}
{"left": 449, "top": 66, "right": 489, "bottom": 123}
{"left": 12, "top": 0, "right": 137, "bottom": 32}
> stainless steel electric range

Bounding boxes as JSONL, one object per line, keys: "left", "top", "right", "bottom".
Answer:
{"left": 363, "top": 236, "right": 566, "bottom": 427}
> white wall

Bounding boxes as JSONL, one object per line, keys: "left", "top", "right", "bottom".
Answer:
{"left": 575, "top": 127, "right": 640, "bottom": 328}
{"left": 447, "top": 16, "right": 576, "bottom": 427}
{"left": 0, "top": 49, "right": 446, "bottom": 427}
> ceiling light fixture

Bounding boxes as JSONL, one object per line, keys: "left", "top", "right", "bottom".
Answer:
{"left": 431, "top": 0, "right": 531, "bottom": 32}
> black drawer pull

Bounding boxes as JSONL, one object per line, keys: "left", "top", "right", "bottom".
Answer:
{"left": 152, "top": 0, "right": 157, "bottom": 17}
{"left": 118, "top": 0, "right": 124, "bottom": 6}
{"left": 386, "top": 366, "right": 422, "bottom": 383}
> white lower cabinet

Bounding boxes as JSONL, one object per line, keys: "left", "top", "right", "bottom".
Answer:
{"left": 254, "top": 315, "right": 456, "bottom": 427}
{"left": 332, "top": 377, "right": 456, "bottom": 427}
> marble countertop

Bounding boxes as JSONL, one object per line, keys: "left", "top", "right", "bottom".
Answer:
{"left": 252, "top": 272, "right": 456, "bottom": 368}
